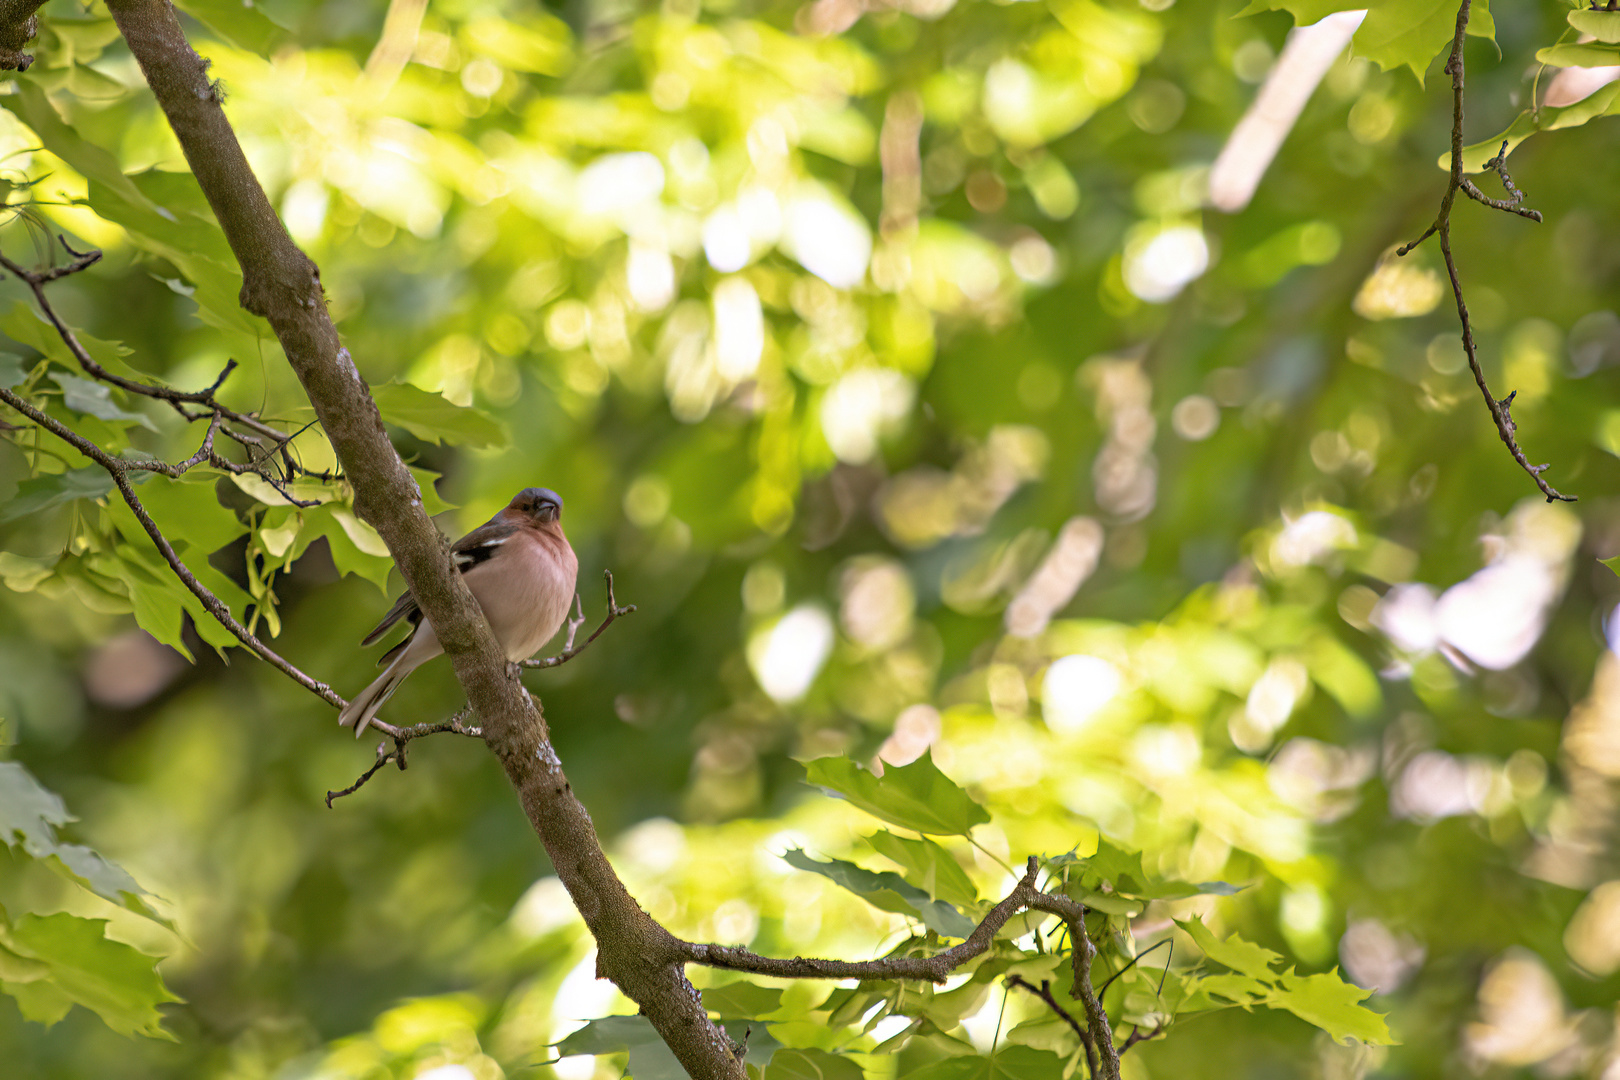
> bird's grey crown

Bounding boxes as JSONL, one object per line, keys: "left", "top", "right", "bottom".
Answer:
{"left": 515, "top": 487, "right": 562, "bottom": 512}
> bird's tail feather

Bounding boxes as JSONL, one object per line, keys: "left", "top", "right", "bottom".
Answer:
{"left": 338, "top": 656, "right": 411, "bottom": 739}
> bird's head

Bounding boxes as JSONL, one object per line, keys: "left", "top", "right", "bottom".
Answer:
{"left": 507, "top": 487, "right": 563, "bottom": 526}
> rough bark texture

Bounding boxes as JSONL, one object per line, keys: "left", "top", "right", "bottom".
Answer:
{"left": 101, "top": 1, "right": 742, "bottom": 1074}
{"left": 0, "top": 0, "right": 43, "bottom": 70}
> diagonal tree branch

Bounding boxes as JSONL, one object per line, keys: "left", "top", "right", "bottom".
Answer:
{"left": 99, "top": 0, "right": 738, "bottom": 1071}
{"left": 1396, "top": 0, "right": 1574, "bottom": 504}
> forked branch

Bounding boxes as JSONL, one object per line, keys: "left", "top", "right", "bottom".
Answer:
{"left": 1396, "top": 0, "right": 1574, "bottom": 503}
{"left": 682, "top": 857, "right": 1123, "bottom": 1080}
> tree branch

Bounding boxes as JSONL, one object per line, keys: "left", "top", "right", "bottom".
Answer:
{"left": 1396, "top": 0, "right": 1573, "bottom": 504}
{"left": 0, "top": 0, "right": 44, "bottom": 71}
{"left": 101, "top": 1, "right": 738, "bottom": 1071}
{"left": 0, "top": 383, "right": 345, "bottom": 707}
{"left": 683, "top": 857, "right": 1124, "bottom": 1080}
{"left": 1007, "top": 974, "right": 1096, "bottom": 1077}
{"left": 0, "top": 240, "right": 327, "bottom": 506}
{"left": 521, "top": 570, "right": 636, "bottom": 669}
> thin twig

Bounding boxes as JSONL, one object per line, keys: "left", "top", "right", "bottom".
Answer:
{"left": 325, "top": 707, "right": 485, "bottom": 803}
{"left": 325, "top": 742, "right": 397, "bottom": 807}
{"left": 1396, "top": 0, "right": 1573, "bottom": 503}
{"left": 0, "top": 384, "right": 346, "bottom": 707}
{"left": 0, "top": 237, "right": 330, "bottom": 506}
{"left": 1007, "top": 974, "right": 1096, "bottom": 1077}
{"left": 522, "top": 570, "right": 637, "bottom": 669}
{"left": 1119, "top": 1023, "right": 1165, "bottom": 1054}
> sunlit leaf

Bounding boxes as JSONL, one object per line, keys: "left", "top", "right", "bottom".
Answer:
{"left": 1568, "top": 8, "right": 1620, "bottom": 43}
{"left": 0, "top": 761, "right": 169, "bottom": 926}
{"left": 371, "top": 381, "right": 509, "bottom": 449}
{"left": 804, "top": 753, "right": 989, "bottom": 837}
{"left": 1275, "top": 969, "right": 1393, "bottom": 1045}
{"left": 1536, "top": 42, "right": 1620, "bottom": 69}
{"left": 1176, "top": 918, "right": 1284, "bottom": 979}
{"left": 0, "top": 907, "right": 179, "bottom": 1039}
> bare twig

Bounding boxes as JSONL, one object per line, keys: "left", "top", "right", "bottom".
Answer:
{"left": 522, "top": 570, "right": 637, "bottom": 669}
{"left": 0, "top": 384, "right": 346, "bottom": 708}
{"left": 1396, "top": 1, "right": 1574, "bottom": 503}
{"left": 1008, "top": 974, "right": 1096, "bottom": 1077}
{"left": 0, "top": 238, "right": 330, "bottom": 506}
{"left": 325, "top": 742, "right": 399, "bottom": 807}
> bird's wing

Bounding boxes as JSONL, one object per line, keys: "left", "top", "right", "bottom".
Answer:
{"left": 360, "top": 590, "right": 421, "bottom": 647}
{"left": 450, "top": 519, "right": 520, "bottom": 572}
{"left": 358, "top": 519, "right": 521, "bottom": 648}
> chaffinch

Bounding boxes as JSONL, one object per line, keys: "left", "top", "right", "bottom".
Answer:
{"left": 339, "top": 487, "right": 580, "bottom": 738}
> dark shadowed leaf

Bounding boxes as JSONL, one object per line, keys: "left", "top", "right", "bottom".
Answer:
{"left": 864, "top": 830, "right": 979, "bottom": 909}
{"left": 901, "top": 1045, "right": 1066, "bottom": 1080}
{"left": 766, "top": 1047, "right": 865, "bottom": 1080}
{"left": 782, "top": 849, "right": 975, "bottom": 938}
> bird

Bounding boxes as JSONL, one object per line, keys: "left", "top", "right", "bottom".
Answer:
{"left": 338, "top": 486, "right": 579, "bottom": 739}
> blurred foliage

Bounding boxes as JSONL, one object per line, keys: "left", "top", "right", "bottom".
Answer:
{"left": 3, "top": 0, "right": 1620, "bottom": 1074}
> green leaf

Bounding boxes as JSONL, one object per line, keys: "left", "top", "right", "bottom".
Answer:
{"left": 49, "top": 373, "right": 159, "bottom": 432}
{"left": 782, "top": 849, "right": 975, "bottom": 938}
{"left": 0, "top": 352, "right": 30, "bottom": 388}
{"left": 4, "top": 83, "right": 156, "bottom": 217}
{"left": 313, "top": 505, "right": 393, "bottom": 594}
{"left": 0, "top": 552, "right": 56, "bottom": 591}
{"left": 703, "top": 980, "right": 784, "bottom": 1020}
{"left": 1176, "top": 918, "right": 1283, "bottom": 979}
{"left": 1355, "top": 0, "right": 1493, "bottom": 84}
{"left": 766, "top": 1048, "right": 865, "bottom": 1080}
{"left": 1274, "top": 969, "right": 1394, "bottom": 1045}
{"left": 0, "top": 762, "right": 167, "bottom": 925}
{"left": 804, "top": 752, "right": 990, "bottom": 836}
{"left": 864, "top": 830, "right": 979, "bottom": 909}
{"left": 411, "top": 466, "right": 456, "bottom": 516}
{"left": 0, "top": 467, "right": 115, "bottom": 524}
{"left": 0, "top": 303, "right": 139, "bottom": 379}
{"left": 172, "top": 0, "right": 290, "bottom": 56}
{"left": 556, "top": 1014, "right": 660, "bottom": 1056}
{"left": 136, "top": 477, "right": 248, "bottom": 556}
{"left": 371, "top": 381, "right": 509, "bottom": 449}
{"left": 0, "top": 908, "right": 179, "bottom": 1039}
{"left": 902, "top": 1046, "right": 1066, "bottom": 1080}
{"left": 1004, "top": 1014, "right": 1081, "bottom": 1054}
{"left": 1536, "top": 42, "right": 1620, "bottom": 69}
{"left": 1455, "top": 81, "right": 1620, "bottom": 170}
{"left": 1569, "top": 8, "right": 1620, "bottom": 43}
{"left": 1236, "top": 0, "right": 1492, "bottom": 85}
{"left": 559, "top": 1015, "right": 778, "bottom": 1079}
{"left": 2, "top": 976, "right": 74, "bottom": 1026}
{"left": 1603, "top": 555, "right": 1620, "bottom": 579}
